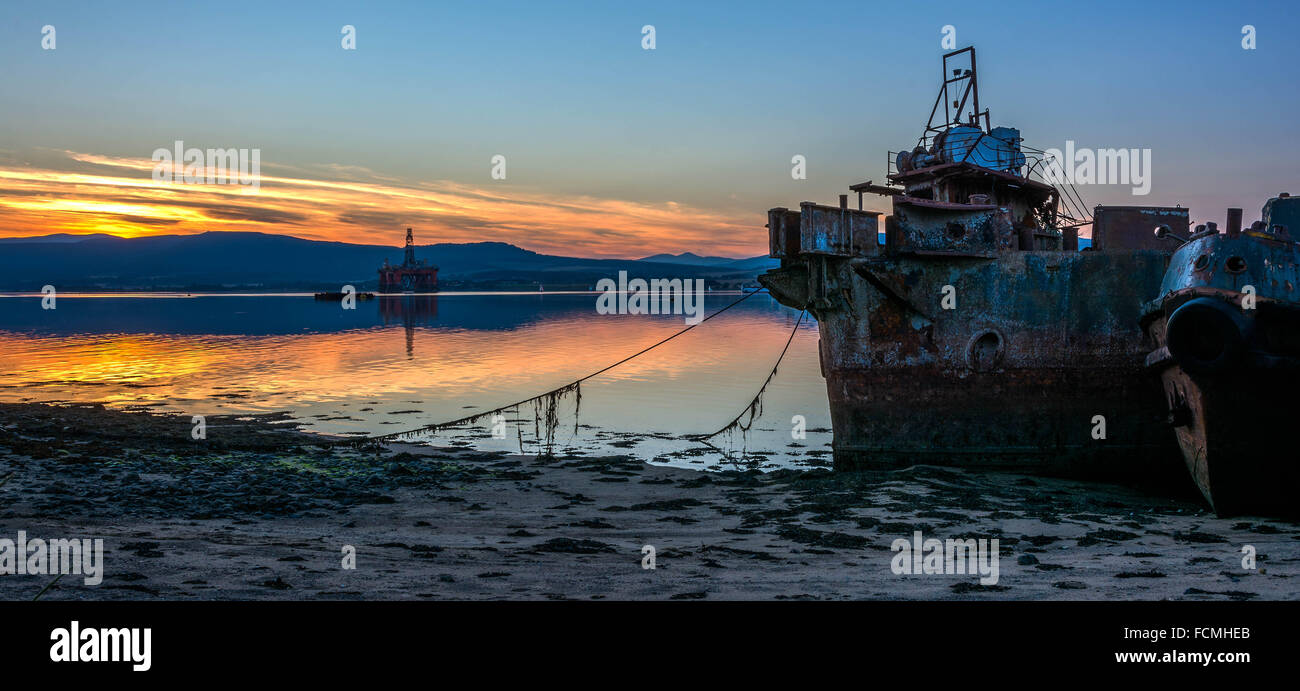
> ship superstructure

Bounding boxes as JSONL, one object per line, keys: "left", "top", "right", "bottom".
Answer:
{"left": 760, "top": 47, "right": 1184, "bottom": 476}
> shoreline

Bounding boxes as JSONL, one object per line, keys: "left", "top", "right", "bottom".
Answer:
{"left": 1, "top": 402, "right": 1296, "bottom": 600}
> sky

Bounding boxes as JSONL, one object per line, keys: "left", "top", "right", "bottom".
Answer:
{"left": 1, "top": 0, "right": 1297, "bottom": 258}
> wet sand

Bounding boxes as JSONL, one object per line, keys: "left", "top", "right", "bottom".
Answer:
{"left": 1, "top": 402, "right": 1296, "bottom": 600}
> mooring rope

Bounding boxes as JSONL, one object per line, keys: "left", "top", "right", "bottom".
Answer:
{"left": 688, "top": 308, "right": 807, "bottom": 445}
{"left": 330, "top": 287, "right": 768, "bottom": 448}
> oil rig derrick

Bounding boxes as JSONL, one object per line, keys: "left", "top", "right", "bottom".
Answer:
{"left": 378, "top": 227, "right": 439, "bottom": 292}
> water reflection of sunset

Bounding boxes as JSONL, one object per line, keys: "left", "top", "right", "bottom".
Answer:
{"left": 0, "top": 299, "right": 826, "bottom": 449}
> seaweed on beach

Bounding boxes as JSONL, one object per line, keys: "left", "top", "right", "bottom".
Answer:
{"left": 530, "top": 381, "right": 581, "bottom": 453}
{"left": 340, "top": 380, "right": 583, "bottom": 457}
{"left": 333, "top": 289, "right": 764, "bottom": 456}
{"left": 688, "top": 309, "right": 807, "bottom": 462}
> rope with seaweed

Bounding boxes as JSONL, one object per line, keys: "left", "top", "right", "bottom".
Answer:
{"left": 687, "top": 307, "right": 808, "bottom": 456}
{"left": 329, "top": 287, "right": 769, "bottom": 449}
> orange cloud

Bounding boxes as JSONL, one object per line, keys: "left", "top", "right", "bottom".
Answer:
{"left": 0, "top": 149, "right": 765, "bottom": 258}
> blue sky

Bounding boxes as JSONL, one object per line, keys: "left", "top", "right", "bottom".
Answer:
{"left": 1, "top": 0, "right": 1296, "bottom": 254}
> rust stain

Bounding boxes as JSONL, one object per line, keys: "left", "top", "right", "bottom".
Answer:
{"left": 758, "top": 46, "right": 1185, "bottom": 477}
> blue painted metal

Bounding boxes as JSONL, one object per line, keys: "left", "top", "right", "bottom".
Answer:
{"left": 1140, "top": 197, "right": 1300, "bottom": 516}
{"left": 1153, "top": 226, "right": 1300, "bottom": 302}
{"left": 931, "top": 125, "right": 1025, "bottom": 173}
{"left": 1262, "top": 194, "right": 1299, "bottom": 234}
{"left": 987, "top": 127, "right": 1027, "bottom": 172}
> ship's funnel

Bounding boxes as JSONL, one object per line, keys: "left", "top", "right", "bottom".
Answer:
{"left": 1227, "top": 208, "right": 1243, "bottom": 236}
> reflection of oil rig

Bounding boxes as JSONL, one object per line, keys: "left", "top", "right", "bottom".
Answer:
{"left": 378, "top": 228, "right": 439, "bottom": 292}
{"left": 380, "top": 294, "right": 440, "bottom": 358}
{"left": 379, "top": 294, "right": 439, "bottom": 326}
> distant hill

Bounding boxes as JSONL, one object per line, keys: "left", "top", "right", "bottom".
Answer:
{"left": 0, "top": 232, "right": 771, "bottom": 291}
{"left": 638, "top": 252, "right": 738, "bottom": 266}
{"left": 640, "top": 251, "right": 780, "bottom": 273}
{"left": 0, "top": 233, "right": 118, "bottom": 244}
{"left": 722, "top": 255, "right": 782, "bottom": 271}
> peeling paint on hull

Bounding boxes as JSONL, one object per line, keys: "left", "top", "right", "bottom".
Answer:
{"left": 826, "top": 365, "right": 1177, "bottom": 475}
{"left": 764, "top": 250, "right": 1184, "bottom": 477}
{"left": 1149, "top": 360, "right": 1300, "bottom": 516}
{"left": 762, "top": 46, "right": 1191, "bottom": 481}
{"left": 1141, "top": 208, "right": 1300, "bottom": 516}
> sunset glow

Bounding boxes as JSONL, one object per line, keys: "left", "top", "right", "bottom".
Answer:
{"left": 0, "top": 149, "right": 763, "bottom": 257}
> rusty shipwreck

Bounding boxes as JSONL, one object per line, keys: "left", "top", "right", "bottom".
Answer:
{"left": 759, "top": 47, "right": 1185, "bottom": 476}
{"left": 1141, "top": 196, "right": 1300, "bottom": 515}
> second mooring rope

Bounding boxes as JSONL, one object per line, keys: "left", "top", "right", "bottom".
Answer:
{"left": 331, "top": 287, "right": 768, "bottom": 448}
{"left": 688, "top": 308, "right": 807, "bottom": 444}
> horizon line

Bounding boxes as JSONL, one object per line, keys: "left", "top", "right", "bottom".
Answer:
{"left": 0, "top": 229, "right": 762, "bottom": 262}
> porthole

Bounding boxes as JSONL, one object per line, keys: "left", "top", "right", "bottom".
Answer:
{"left": 967, "top": 331, "right": 1004, "bottom": 372}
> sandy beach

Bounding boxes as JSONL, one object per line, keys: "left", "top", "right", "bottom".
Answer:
{"left": 1, "top": 402, "right": 1296, "bottom": 601}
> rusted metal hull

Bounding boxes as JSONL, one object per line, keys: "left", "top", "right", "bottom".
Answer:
{"left": 763, "top": 248, "right": 1184, "bottom": 478}
{"left": 825, "top": 364, "right": 1177, "bottom": 476}
{"left": 762, "top": 47, "right": 1195, "bottom": 482}
{"left": 1141, "top": 214, "right": 1300, "bottom": 516}
{"left": 1145, "top": 342, "right": 1299, "bottom": 516}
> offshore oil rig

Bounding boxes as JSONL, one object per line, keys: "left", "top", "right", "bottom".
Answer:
{"left": 378, "top": 228, "right": 438, "bottom": 293}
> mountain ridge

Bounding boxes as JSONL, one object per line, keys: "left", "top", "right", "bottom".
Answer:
{"left": 0, "top": 231, "right": 777, "bottom": 290}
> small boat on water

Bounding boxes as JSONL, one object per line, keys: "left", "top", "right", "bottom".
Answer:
{"left": 314, "top": 291, "right": 374, "bottom": 301}
{"left": 1141, "top": 195, "right": 1300, "bottom": 516}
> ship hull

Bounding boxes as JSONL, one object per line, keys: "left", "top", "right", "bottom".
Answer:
{"left": 1139, "top": 220, "right": 1300, "bottom": 516}
{"left": 1143, "top": 291, "right": 1300, "bottom": 516}
{"left": 825, "top": 363, "right": 1177, "bottom": 477}
{"left": 763, "top": 248, "right": 1184, "bottom": 479}
{"left": 1148, "top": 358, "right": 1299, "bottom": 516}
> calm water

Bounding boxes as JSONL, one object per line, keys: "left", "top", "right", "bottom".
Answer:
{"left": 0, "top": 292, "right": 831, "bottom": 470}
